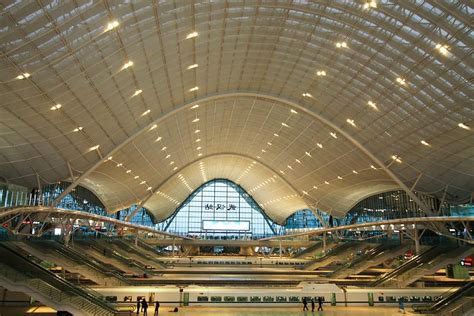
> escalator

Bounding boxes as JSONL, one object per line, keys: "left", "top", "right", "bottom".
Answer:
{"left": 370, "top": 246, "right": 446, "bottom": 286}
{"left": 107, "top": 239, "right": 167, "bottom": 268}
{"left": 294, "top": 241, "right": 323, "bottom": 258}
{"left": 413, "top": 282, "right": 474, "bottom": 314}
{"left": 0, "top": 243, "right": 117, "bottom": 315}
{"left": 302, "top": 242, "right": 368, "bottom": 270}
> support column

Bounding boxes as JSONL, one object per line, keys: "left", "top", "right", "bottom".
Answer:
{"left": 323, "top": 232, "right": 327, "bottom": 253}
{"left": 414, "top": 226, "right": 420, "bottom": 255}
{"left": 279, "top": 239, "right": 282, "bottom": 258}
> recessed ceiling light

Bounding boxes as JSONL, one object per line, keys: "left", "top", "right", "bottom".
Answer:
{"left": 330, "top": 132, "right": 337, "bottom": 139}
{"left": 192, "top": 118, "right": 200, "bottom": 123}
{"left": 107, "top": 156, "right": 113, "bottom": 160}
{"left": 396, "top": 77, "right": 406, "bottom": 85}
{"left": 391, "top": 155, "right": 402, "bottom": 163}
{"left": 187, "top": 64, "right": 199, "bottom": 70}
{"left": 89, "top": 145, "right": 100, "bottom": 151}
{"left": 50, "top": 104, "right": 62, "bottom": 111}
{"left": 186, "top": 31, "right": 198, "bottom": 39}
{"left": 198, "top": 153, "right": 202, "bottom": 157}
{"left": 105, "top": 20, "right": 119, "bottom": 32}
{"left": 368, "top": 101, "right": 378, "bottom": 110}
{"left": 337, "top": 176, "right": 343, "bottom": 180}
{"left": 313, "top": 186, "right": 318, "bottom": 189}
{"left": 363, "top": 1, "right": 377, "bottom": 9}
{"left": 287, "top": 165, "right": 293, "bottom": 170}
{"left": 194, "top": 129, "right": 200, "bottom": 133}
{"left": 420, "top": 140, "right": 430, "bottom": 146}
{"left": 191, "top": 104, "right": 199, "bottom": 109}
{"left": 173, "top": 166, "right": 178, "bottom": 170}
{"left": 196, "top": 139, "right": 201, "bottom": 142}
{"left": 352, "top": 170, "right": 358, "bottom": 174}
{"left": 346, "top": 119, "right": 356, "bottom": 127}
{"left": 302, "top": 92, "right": 313, "bottom": 98}
{"left": 155, "top": 136, "right": 162, "bottom": 142}
{"left": 316, "top": 70, "right": 326, "bottom": 76}
{"left": 165, "top": 154, "right": 171, "bottom": 159}
{"left": 281, "top": 122, "right": 289, "bottom": 127}
{"left": 305, "top": 152, "right": 312, "bottom": 157}
{"left": 273, "top": 133, "right": 279, "bottom": 137}
{"left": 116, "top": 163, "right": 123, "bottom": 167}
{"left": 317, "top": 143, "right": 323, "bottom": 148}
{"left": 370, "top": 165, "right": 377, "bottom": 170}
{"left": 147, "top": 186, "right": 152, "bottom": 191}
{"left": 189, "top": 86, "right": 199, "bottom": 92}
{"left": 302, "top": 190, "right": 308, "bottom": 195}
{"left": 458, "top": 123, "right": 470, "bottom": 130}
{"left": 290, "top": 109, "right": 298, "bottom": 114}
{"left": 196, "top": 146, "right": 201, "bottom": 150}
{"left": 126, "top": 169, "right": 131, "bottom": 173}
{"left": 324, "top": 181, "right": 330, "bottom": 185}
{"left": 261, "top": 149, "right": 266, "bottom": 153}
{"left": 295, "top": 159, "right": 301, "bottom": 164}
{"left": 149, "top": 124, "right": 157, "bottom": 131}
{"left": 73, "top": 126, "right": 83, "bottom": 132}
{"left": 257, "top": 156, "right": 261, "bottom": 159}
{"left": 141, "top": 109, "right": 151, "bottom": 116}
{"left": 267, "top": 142, "right": 272, "bottom": 146}
{"left": 336, "top": 41, "right": 347, "bottom": 48}
{"left": 140, "top": 181, "right": 146, "bottom": 185}
{"left": 161, "top": 146, "right": 167, "bottom": 151}
{"left": 134, "top": 176, "right": 139, "bottom": 179}
{"left": 16, "top": 73, "right": 31, "bottom": 80}
{"left": 169, "top": 161, "right": 174, "bottom": 165}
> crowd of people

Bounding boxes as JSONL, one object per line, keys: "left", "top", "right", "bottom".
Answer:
{"left": 302, "top": 297, "right": 324, "bottom": 312}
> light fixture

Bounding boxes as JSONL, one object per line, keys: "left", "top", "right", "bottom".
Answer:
{"left": 368, "top": 101, "right": 378, "bottom": 110}
{"left": 133, "top": 89, "right": 142, "bottom": 97}
{"left": 317, "top": 143, "right": 323, "bottom": 148}
{"left": 186, "top": 31, "right": 198, "bottom": 39}
{"left": 287, "top": 165, "right": 293, "bottom": 170}
{"left": 165, "top": 154, "right": 171, "bottom": 159}
{"left": 420, "top": 140, "right": 430, "bottom": 146}
{"left": 116, "top": 163, "right": 123, "bottom": 167}
{"left": 290, "top": 109, "right": 298, "bottom": 114}
{"left": 121, "top": 61, "right": 133, "bottom": 70}
{"left": 89, "top": 145, "right": 100, "bottom": 151}
{"left": 370, "top": 165, "right": 377, "bottom": 170}
{"left": 324, "top": 181, "right": 330, "bottom": 185}
{"left": 391, "top": 155, "right": 402, "bottom": 163}
{"left": 336, "top": 41, "right": 347, "bottom": 48}
{"left": 313, "top": 186, "right": 318, "bottom": 189}
{"left": 147, "top": 186, "right": 152, "bottom": 191}
{"left": 363, "top": 1, "right": 377, "bottom": 9}
{"left": 16, "top": 73, "right": 31, "bottom": 80}
{"left": 189, "top": 86, "right": 199, "bottom": 92}
{"left": 194, "top": 129, "right": 200, "bottom": 133}
{"left": 346, "top": 119, "right": 356, "bottom": 127}
{"left": 198, "top": 153, "right": 202, "bottom": 157}
{"left": 196, "top": 138, "right": 201, "bottom": 142}
{"left": 173, "top": 166, "right": 178, "bottom": 171}
{"left": 330, "top": 132, "right": 337, "bottom": 139}
{"left": 126, "top": 169, "right": 131, "bottom": 173}
{"left": 267, "top": 142, "right": 272, "bottom": 146}
{"left": 105, "top": 20, "right": 119, "bottom": 32}
{"left": 191, "top": 104, "right": 199, "bottom": 109}
{"left": 73, "top": 127, "right": 83, "bottom": 132}
{"left": 305, "top": 151, "right": 312, "bottom": 157}
{"left": 261, "top": 149, "right": 266, "bottom": 153}
{"left": 149, "top": 124, "right": 157, "bottom": 131}
{"left": 141, "top": 109, "right": 151, "bottom": 116}
{"left": 273, "top": 133, "right": 279, "bottom": 137}
{"left": 155, "top": 136, "right": 162, "bottom": 142}
{"left": 396, "top": 77, "right": 406, "bottom": 85}
{"left": 187, "top": 64, "right": 199, "bottom": 70}
{"left": 192, "top": 118, "right": 200, "bottom": 123}
{"left": 302, "top": 190, "right": 308, "bottom": 195}
{"left": 316, "top": 70, "right": 326, "bottom": 76}
{"left": 302, "top": 92, "right": 313, "bottom": 98}
{"left": 169, "top": 161, "right": 174, "bottom": 165}
{"left": 458, "top": 123, "right": 470, "bottom": 130}
{"left": 196, "top": 146, "right": 201, "bottom": 150}
{"left": 337, "top": 176, "right": 343, "bottom": 180}
{"left": 50, "top": 104, "right": 62, "bottom": 111}
{"left": 435, "top": 44, "right": 449, "bottom": 56}
{"left": 134, "top": 176, "right": 139, "bottom": 179}
{"left": 352, "top": 170, "right": 358, "bottom": 174}
{"left": 281, "top": 122, "right": 289, "bottom": 127}
{"left": 161, "top": 146, "right": 167, "bottom": 151}
{"left": 140, "top": 181, "right": 146, "bottom": 185}
{"left": 107, "top": 156, "right": 113, "bottom": 160}
{"left": 295, "top": 159, "right": 301, "bottom": 164}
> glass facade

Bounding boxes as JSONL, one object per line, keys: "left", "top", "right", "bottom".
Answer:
{"left": 158, "top": 179, "right": 281, "bottom": 239}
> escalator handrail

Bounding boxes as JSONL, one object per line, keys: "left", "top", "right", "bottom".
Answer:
{"left": 0, "top": 243, "right": 116, "bottom": 313}
{"left": 413, "top": 283, "right": 474, "bottom": 313}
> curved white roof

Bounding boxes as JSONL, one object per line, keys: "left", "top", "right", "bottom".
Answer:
{"left": 0, "top": 1, "right": 472, "bottom": 221}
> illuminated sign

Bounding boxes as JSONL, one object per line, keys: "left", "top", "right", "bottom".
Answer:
{"left": 204, "top": 204, "right": 237, "bottom": 211}
{"left": 202, "top": 220, "right": 250, "bottom": 231}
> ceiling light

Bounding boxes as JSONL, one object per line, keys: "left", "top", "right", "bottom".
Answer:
{"left": 391, "top": 155, "right": 402, "bottom": 163}
{"left": 133, "top": 89, "right": 142, "bottom": 97}
{"left": 194, "top": 129, "right": 200, "bottom": 133}
{"left": 396, "top": 77, "right": 406, "bottom": 85}
{"left": 107, "top": 156, "right": 113, "bottom": 160}
{"left": 161, "top": 146, "right": 167, "bottom": 151}
{"left": 50, "top": 104, "right": 62, "bottom": 110}
{"left": 196, "top": 146, "right": 201, "bottom": 150}
{"left": 280, "top": 170, "right": 285, "bottom": 174}
{"left": 186, "top": 31, "right": 198, "bottom": 39}
{"left": 105, "top": 20, "right": 119, "bottom": 32}
{"left": 187, "top": 64, "right": 199, "bottom": 70}
{"left": 126, "top": 169, "right": 131, "bottom": 173}
{"left": 295, "top": 159, "right": 301, "bottom": 164}
{"left": 435, "top": 44, "right": 449, "bottom": 56}
{"left": 346, "top": 119, "right": 356, "bottom": 127}
{"left": 192, "top": 118, "right": 200, "bottom": 123}
{"left": 198, "top": 153, "right": 202, "bottom": 157}
{"left": 165, "top": 154, "right": 171, "bottom": 159}
{"left": 458, "top": 123, "right": 470, "bottom": 130}
{"left": 89, "top": 145, "right": 100, "bottom": 151}
{"left": 196, "top": 139, "right": 201, "bottom": 142}
{"left": 149, "top": 124, "right": 157, "bottom": 131}
{"left": 337, "top": 176, "right": 343, "bottom": 180}
{"left": 313, "top": 186, "right": 318, "bottom": 189}
{"left": 261, "top": 149, "right": 266, "bottom": 153}
{"left": 155, "top": 136, "right": 162, "bottom": 142}
{"left": 173, "top": 166, "right": 178, "bottom": 170}
{"left": 368, "top": 101, "right": 378, "bottom": 110}
{"left": 317, "top": 143, "right": 323, "bottom": 148}
{"left": 147, "top": 186, "right": 152, "bottom": 191}
{"left": 330, "top": 132, "right": 337, "bottom": 139}
{"left": 324, "top": 181, "right": 330, "bottom": 185}
{"left": 290, "top": 109, "right": 298, "bottom": 114}
{"left": 305, "top": 151, "right": 312, "bottom": 157}
{"left": 302, "top": 190, "right": 308, "bottom": 195}
{"left": 281, "top": 122, "right": 289, "bottom": 127}
{"left": 336, "top": 41, "right": 347, "bottom": 48}
{"left": 134, "top": 176, "right": 139, "bottom": 179}
{"left": 140, "top": 181, "right": 146, "bottom": 185}
{"left": 273, "top": 133, "right": 279, "bottom": 137}
{"left": 169, "top": 161, "right": 174, "bottom": 165}
{"left": 16, "top": 73, "right": 31, "bottom": 80}
{"left": 316, "top": 70, "right": 326, "bottom": 76}
{"left": 191, "top": 104, "right": 199, "bottom": 109}
{"left": 121, "top": 61, "right": 133, "bottom": 70}
{"left": 287, "top": 165, "right": 293, "bottom": 170}
{"left": 363, "top": 1, "right": 377, "bottom": 9}
{"left": 302, "top": 92, "right": 313, "bottom": 98}
{"left": 420, "top": 140, "right": 430, "bottom": 146}
{"left": 267, "top": 142, "right": 272, "bottom": 146}
{"left": 352, "top": 170, "right": 358, "bottom": 174}
{"left": 370, "top": 165, "right": 377, "bottom": 170}
{"left": 141, "top": 109, "right": 151, "bottom": 116}
{"left": 116, "top": 163, "right": 123, "bottom": 167}
{"left": 257, "top": 156, "right": 261, "bottom": 159}
{"left": 189, "top": 86, "right": 199, "bottom": 92}
{"left": 73, "top": 126, "right": 83, "bottom": 132}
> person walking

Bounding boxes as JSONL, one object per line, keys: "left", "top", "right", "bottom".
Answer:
{"left": 154, "top": 300, "right": 160, "bottom": 316}
{"left": 136, "top": 299, "right": 141, "bottom": 315}
{"left": 317, "top": 296, "right": 323, "bottom": 311}
{"left": 311, "top": 298, "right": 315, "bottom": 312}
{"left": 302, "top": 297, "right": 308, "bottom": 311}
{"left": 142, "top": 298, "right": 148, "bottom": 316}
{"left": 398, "top": 297, "right": 406, "bottom": 314}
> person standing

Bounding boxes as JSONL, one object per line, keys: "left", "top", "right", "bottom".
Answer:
{"left": 302, "top": 297, "right": 308, "bottom": 311}
{"left": 142, "top": 298, "right": 148, "bottom": 316}
{"left": 311, "top": 298, "right": 315, "bottom": 312}
{"left": 154, "top": 300, "right": 160, "bottom": 316}
{"left": 317, "top": 296, "right": 323, "bottom": 311}
{"left": 136, "top": 299, "right": 141, "bottom": 315}
{"left": 399, "top": 297, "right": 406, "bottom": 314}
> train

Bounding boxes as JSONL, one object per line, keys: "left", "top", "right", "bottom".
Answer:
{"left": 93, "top": 282, "right": 455, "bottom": 308}
{"left": 157, "top": 255, "right": 309, "bottom": 267}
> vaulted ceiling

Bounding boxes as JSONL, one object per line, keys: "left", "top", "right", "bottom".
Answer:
{"left": 0, "top": 1, "right": 472, "bottom": 221}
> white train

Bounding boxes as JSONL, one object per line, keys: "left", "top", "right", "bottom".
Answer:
{"left": 93, "top": 282, "right": 455, "bottom": 308}
{"left": 158, "top": 256, "right": 308, "bottom": 267}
